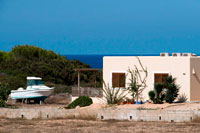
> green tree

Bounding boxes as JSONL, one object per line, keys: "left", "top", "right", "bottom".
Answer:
{"left": 0, "top": 45, "right": 101, "bottom": 90}
{"left": 0, "top": 83, "right": 10, "bottom": 101}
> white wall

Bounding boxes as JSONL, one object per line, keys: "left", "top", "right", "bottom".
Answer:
{"left": 103, "top": 56, "right": 191, "bottom": 101}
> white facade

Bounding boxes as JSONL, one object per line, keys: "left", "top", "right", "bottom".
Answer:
{"left": 103, "top": 54, "right": 200, "bottom": 101}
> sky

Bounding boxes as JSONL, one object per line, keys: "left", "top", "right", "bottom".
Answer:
{"left": 0, "top": 0, "right": 200, "bottom": 55}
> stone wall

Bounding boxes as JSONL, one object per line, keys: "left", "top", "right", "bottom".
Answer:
{"left": 97, "top": 108, "right": 200, "bottom": 122}
{"left": 1, "top": 106, "right": 200, "bottom": 122}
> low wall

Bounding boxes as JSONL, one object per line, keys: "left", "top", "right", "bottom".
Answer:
{"left": 97, "top": 108, "right": 200, "bottom": 122}
{"left": 1, "top": 106, "right": 200, "bottom": 122}
{"left": 0, "top": 107, "right": 78, "bottom": 120}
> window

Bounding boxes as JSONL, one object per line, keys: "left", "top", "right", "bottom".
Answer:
{"left": 27, "top": 80, "right": 44, "bottom": 86}
{"left": 154, "top": 73, "right": 169, "bottom": 84}
{"left": 112, "top": 73, "right": 126, "bottom": 88}
{"left": 35, "top": 80, "right": 44, "bottom": 85}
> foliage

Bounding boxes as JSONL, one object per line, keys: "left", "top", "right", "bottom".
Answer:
{"left": 0, "top": 75, "right": 26, "bottom": 91}
{"left": 149, "top": 75, "right": 180, "bottom": 104}
{"left": 0, "top": 45, "right": 102, "bottom": 90}
{"left": 67, "top": 96, "right": 93, "bottom": 109}
{"left": 148, "top": 83, "right": 165, "bottom": 104}
{"left": 103, "top": 82, "right": 126, "bottom": 105}
{"left": 0, "top": 99, "right": 7, "bottom": 108}
{"left": 136, "top": 107, "right": 158, "bottom": 110}
{"left": 0, "top": 83, "right": 10, "bottom": 101}
{"left": 0, "top": 82, "right": 10, "bottom": 107}
{"left": 148, "top": 90, "right": 155, "bottom": 103}
{"left": 126, "top": 57, "right": 148, "bottom": 102}
{"left": 164, "top": 76, "right": 180, "bottom": 103}
{"left": 177, "top": 93, "right": 188, "bottom": 103}
{"left": 52, "top": 84, "right": 72, "bottom": 94}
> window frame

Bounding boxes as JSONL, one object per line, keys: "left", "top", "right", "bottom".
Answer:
{"left": 152, "top": 71, "right": 170, "bottom": 89}
{"left": 111, "top": 71, "right": 127, "bottom": 88}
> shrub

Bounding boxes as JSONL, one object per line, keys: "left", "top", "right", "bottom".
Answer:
{"left": 148, "top": 83, "right": 165, "bottom": 104}
{"left": 164, "top": 76, "right": 180, "bottom": 103}
{"left": 0, "top": 82, "right": 10, "bottom": 101}
{"left": 148, "top": 90, "right": 155, "bottom": 103}
{"left": 0, "top": 99, "right": 7, "bottom": 107}
{"left": 53, "top": 84, "right": 72, "bottom": 94}
{"left": 67, "top": 96, "right": 93, "bottom": 109}
{"left": 103, "top": 82, "right": 126, "bottom": 105}
{"left": 177, "top": 93, "right": 188, "bottom": 103}
{"left": 149, "top": 75, "right": 180, "bottom": 104}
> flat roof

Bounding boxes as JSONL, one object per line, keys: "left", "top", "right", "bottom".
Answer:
{"left": 103, "top": 56, "right": 200, "bottom": 58}
{"left": 27, "top": 77, "right": 42, "bottom": 80}
{"left": 75, "top": 68, "right": 102, "bottom": 71}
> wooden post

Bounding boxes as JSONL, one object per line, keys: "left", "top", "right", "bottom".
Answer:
{"left": 94, "top": 71, "right": 97, "bottom": 89}
{"left": 78, "top": 71, "right": 80, "bottom": 96}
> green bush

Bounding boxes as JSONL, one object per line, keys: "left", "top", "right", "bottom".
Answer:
{"left": 148, "top": 83, "right": 165, "bottom": 104}
{"left": 0, "top": 99, "right": 7, "bottom": 107}
{"left": 0, "top": 82, "right": 10, "bottom": 101}
{"left": 164, "top": 76, "right": 179, "bottom": 103}
{"left": 67, "top": 96, "right": 93, "bottom": 109}
{"left": 149, "top": 75, "right": 180, "bottom": 104}
{"left": 148, "top": 90, "right": 155, "bottom": 103}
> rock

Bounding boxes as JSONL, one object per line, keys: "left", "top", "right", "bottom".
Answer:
{"left": 45, "top": 93, "right": 71, "bottom": 104}
{"left": 75, "top": 106, "right": 80, "bottom": 109}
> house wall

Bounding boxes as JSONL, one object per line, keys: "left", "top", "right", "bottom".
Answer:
{"left": 190, "top": 57, "right": 200, "bottom": 101}
{"left": 103, "top": 56, "right": 191, "bottom": 101}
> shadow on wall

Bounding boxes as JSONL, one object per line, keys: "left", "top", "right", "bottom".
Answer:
{"left": 194, "top": 74, "right": 200, "bottom": 85}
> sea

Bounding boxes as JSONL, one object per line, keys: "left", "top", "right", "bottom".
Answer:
{"left": 65, "top": 54, "right": 159, "bottom": 69}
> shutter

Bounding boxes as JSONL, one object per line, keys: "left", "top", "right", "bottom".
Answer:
{"left": 112, "top": 73, "right": 119, "bottom": 88}
{"left": 119, "top": 73, "right": 126, "bottom": 87}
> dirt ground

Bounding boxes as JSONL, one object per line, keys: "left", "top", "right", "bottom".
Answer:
{"left": 102, "top": 102, "right": 200, "bottom": 111}
{"left": 10, "top": 101, "right": 200, "bottom": 111}
{"left": 0, "top": 119, "right": 200, "bottom": 133}
{"left": 1, "top": 102, "right": 200, "bottom": 133}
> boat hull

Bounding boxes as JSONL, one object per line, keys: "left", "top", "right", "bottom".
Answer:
{"left": 10, "top": 89, "right": 54, "bottom": 99}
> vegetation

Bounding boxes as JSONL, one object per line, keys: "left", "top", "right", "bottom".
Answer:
{"left": 0, "top": 45, "right": 102, "bottom": 91}
{"left": 136, "top": 107, "right": 158, "bottom": 110}
{"left": 52, "top": 84, "right": 72, "bottom": 94}
{"left": 164, "top": 76, "right": 180, "bottom": 103}
{"left": 103, "top": 82, "right": 126, "bottom": 105}
{"left": 149, "top": 75, "right": 180, "bottom": 104}
{"left": 126, "top": 57, "right": 148, "bottom": 102}
{"left": 0, "top": 83, "right": 10, "bottom": 101}
{"left": 67, "top": 96, "right": 93, "bottom": 109}
{"left": 0, "top": 99, "right": 7, "bottom": 107}
{"left": 0, "top": 83, "right": 10, "bottom": 107}
{"left": 149, "top": 83, "right": 165, "bottom": 104}
{"left": 177, "top": 93, "right": 188, "bottom": 103}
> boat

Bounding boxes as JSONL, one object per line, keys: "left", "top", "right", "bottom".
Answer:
{"left": 10, "top": 77, "right": 54, "bottom": 101}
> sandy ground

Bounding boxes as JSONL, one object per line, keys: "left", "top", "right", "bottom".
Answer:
{"left": 101, "top": 102, "right": 200, "bottom": 111}
{"left": 0, "top": 103, "right": 200, "bottom": 132}
{"left": 12, "top": 101, "right": 200, "bottom": 111}
{"left": 0, "top": 119, "right": 200, "bottom": 133}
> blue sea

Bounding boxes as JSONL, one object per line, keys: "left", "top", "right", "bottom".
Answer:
{"left": 65, "top": 54, "right": 159, "bottom": 69}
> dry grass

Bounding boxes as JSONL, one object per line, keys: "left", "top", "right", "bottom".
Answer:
{"left": 0, "top": 119, "right": 200, "bottom": 133}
